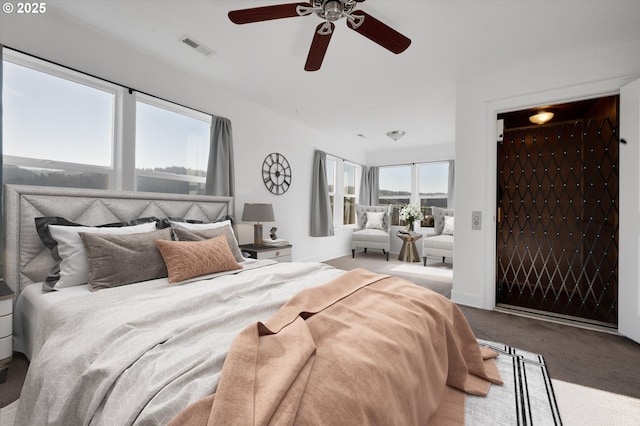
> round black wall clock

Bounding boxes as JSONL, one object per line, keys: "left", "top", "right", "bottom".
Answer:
{"left": 262, "top": 152, "right": 291, "bottom": 195}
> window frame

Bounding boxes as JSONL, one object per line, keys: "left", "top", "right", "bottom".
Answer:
{"left": 326, "top": 155, "right": 360, "bottom": 230}
{"left": 418, "top": 161, "right": 450, "bottom": 227}
{"left": 3, "top": 50, "right": 120, "bottom": 189}
{"left": 342, "top": 161, "right": 358, "bottom": 226}
{"left": 378, "top": 161, "right": 452, "bottom": 229}
{"left": 378, "top": 164, "right": 413, "bottom": 226}
{"left": 2, "top": 49, "right": 213, "bottom": 195}
{"left": 134, "top": 94, "right": 211, "bottom": 192}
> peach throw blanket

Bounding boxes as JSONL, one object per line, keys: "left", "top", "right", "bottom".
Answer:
{"left": 169, "top": 269, "right": 502, "bottom": 425}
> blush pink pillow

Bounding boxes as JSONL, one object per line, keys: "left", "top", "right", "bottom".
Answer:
{"left": 155, "top": 234, "right": 242, "bottom": 283}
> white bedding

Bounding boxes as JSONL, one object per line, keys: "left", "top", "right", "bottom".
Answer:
{"left": 14, "top": 282, "right": 91, "bottom": 359}
{"left": 13, "top": 257, "right": 261, "bottom": 360}
{"left": 15, "top": 260, "right": 345, "bottom": 426}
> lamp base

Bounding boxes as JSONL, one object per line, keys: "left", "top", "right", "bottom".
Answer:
{"left": 253, "top": 223, "right": 263, "bottom": 245}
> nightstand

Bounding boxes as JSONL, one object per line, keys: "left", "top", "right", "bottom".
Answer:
{"left": 0, "top": 281, "right": 14, "bottom": 384}
{"left": 240, "top": 244, "right": 292, "bottom": 262}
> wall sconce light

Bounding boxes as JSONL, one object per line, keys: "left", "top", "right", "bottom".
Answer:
{"left": 529, "top": 111, "right": 554, "bottom": 125}
{"left": 242, "top": 203, "right": 275, "bottom": 245}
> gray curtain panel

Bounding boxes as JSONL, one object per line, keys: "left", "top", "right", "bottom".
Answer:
{"left": 310, "top": 150, "right": 334, "bottom": 237}
{"left": 205, "top": 116, "right": 235, "bottom": 198}
{"left": 448, "top": 160, "right": 455, "bottom": 208}
{"left": 358, "top": 165, "right": 379, "bottom": 205}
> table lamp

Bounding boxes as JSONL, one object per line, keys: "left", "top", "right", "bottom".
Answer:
{"left": 242, "top": 203, "right": 275, "bottom": 245}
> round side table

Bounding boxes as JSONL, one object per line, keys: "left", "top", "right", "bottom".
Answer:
{"left": 396, "top": 231, "right": 423, "bottom": 262}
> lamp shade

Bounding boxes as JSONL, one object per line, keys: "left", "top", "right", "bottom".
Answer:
{"left": 242, "top": 203, "right": 275, "bottom": 222}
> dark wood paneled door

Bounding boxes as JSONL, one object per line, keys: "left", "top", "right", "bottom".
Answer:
{"left": 496, "top": 110, "right": 619, "bottom": 327}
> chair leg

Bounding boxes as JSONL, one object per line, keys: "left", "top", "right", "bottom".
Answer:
{"left": 423, "top": 257, "right": 427, "bottom": 267}
{"left": 386, "top": 251, "right": 389, "bottom": 261}
{"left": 352, "top": 249, "right": 355, "bottom": 258}
{"left": 442, "top": 256, "right": 445, "bottom": 263}
{"left": 364, "top": 248, "right": 367, "bottom": 253}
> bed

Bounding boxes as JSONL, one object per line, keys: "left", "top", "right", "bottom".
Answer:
{"left": 5, "top": 184, "right": 502, "bottom": 425}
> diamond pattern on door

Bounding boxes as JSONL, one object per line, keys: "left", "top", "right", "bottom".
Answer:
{"left": 496, "top": 118, "right": 619, "bottom": 326}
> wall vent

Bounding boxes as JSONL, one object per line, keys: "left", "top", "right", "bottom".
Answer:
{"left": 179, "top": 34, "right": 216, "bottom": 57}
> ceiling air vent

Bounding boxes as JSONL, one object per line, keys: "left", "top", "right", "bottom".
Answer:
{"left": 179, "top": 34, "right": 216, "bottom": 57}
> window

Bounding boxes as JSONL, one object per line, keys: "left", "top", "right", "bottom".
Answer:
{"left": 2, "top": 52, "right": 116, "bottom": 189}
{"left": 325, "top": 156, "right": 360, "bottom": 228}
{"left": 378, "top": 161, "right": 452, "bottom": 227}
{"left": 378, "top": 165, "right": 411, "bottom": 225}
{"left": 135, "top": 96, "right": 211, "bottom": 194}
{"left": 326, "top": 157, "right": 336, "bottom": 222}
{"left": 343, "top": 163, "right": 357, "bottom": 225}
{"left": 418, "top": 161, "right": 449, "bottom": 227}
{"left": 2, "top": 50, "right": 212, "bottom": 195}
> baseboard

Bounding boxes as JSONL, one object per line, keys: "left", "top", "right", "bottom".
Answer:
{"left": 495, "top": 305, "right": 620, "bottom": 335}
{"left": 451, "top": 289, "right": 485, "bottom": 308}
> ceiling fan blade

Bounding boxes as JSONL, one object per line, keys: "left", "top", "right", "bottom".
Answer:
{"left": 304, "top": 22, "right": 335, "bottom": 71}
{"left": 347, "top": 11, "right": 411, "bottom": 54}
{"left": 229, "top": 2, "right": 311, "bottom": 24}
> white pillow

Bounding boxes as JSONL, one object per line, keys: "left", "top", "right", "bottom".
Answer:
{"left": 48, "top": 221, "right": 157, "bottom": 289}
{"left": 442, "top": 216, "right": 455, "bottom": 235}
{"left": 365, "top": 212, "right": 386, "bottom": 231}
{"left": 169, "top": 219, "right": 231, "bottom": 231}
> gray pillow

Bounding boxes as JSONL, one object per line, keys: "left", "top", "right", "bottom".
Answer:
{"left": 35, "top": 216, "right": 159, "bottom": 291}
{"left": 173, "top": 227, "right": 244, "bottom": 263}
{"left": 79, "top": 227, "right": 172, "bottom": 291}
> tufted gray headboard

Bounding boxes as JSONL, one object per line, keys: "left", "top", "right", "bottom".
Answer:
{"left": 3, "top": 185, "right": 234, "bottom": 300}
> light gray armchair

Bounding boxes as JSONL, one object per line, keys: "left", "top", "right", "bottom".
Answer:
{"left": 351, "top": 204, "right": 392, "bottom": 261}
{"left": 422, "top": 206, "right": 454, "bottom": 266}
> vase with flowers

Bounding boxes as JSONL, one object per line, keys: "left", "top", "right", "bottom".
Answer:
{"left": 399, "top": 203, "right": 422, "bottom": 232}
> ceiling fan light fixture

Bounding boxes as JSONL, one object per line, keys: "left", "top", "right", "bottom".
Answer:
{"left": 529, "top": 111, "right": 554, "bottom": 125}
{"left": 323, "top": 0, "right": 344, "bottom": 21}
{"left": 386, "top": 130, "right": 406, "bottom": 141}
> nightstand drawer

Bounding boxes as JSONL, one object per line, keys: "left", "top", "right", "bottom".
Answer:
{"left": 0, "top": 298, "right": 10, "bottom": 316}
{"left": 0, "top": 315, "right": 11, "bottom": 338}
{"left": 0, "top": 335, "right": 11, "bottom": 360}
{"left": 258, "top": 247, "right": 292, "bottom": 260}
{"left": 240, "top": 244, "right": 293, "bottom": 262}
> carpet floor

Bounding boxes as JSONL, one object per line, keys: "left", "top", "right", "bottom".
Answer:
{"left": 324, "top": 251, "right": 453, "bottom": 297}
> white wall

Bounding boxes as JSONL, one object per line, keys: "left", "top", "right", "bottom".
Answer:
{"left": 453, "top": 40, "right": 640, "bottom": 309}
{"left": 366, "top": 142, "right": 454, "bottom": 167}
{"left": 0, "top": 9, "right": 367, "bottom": 262}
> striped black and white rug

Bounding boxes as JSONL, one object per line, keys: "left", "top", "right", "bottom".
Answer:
{"left": 467, "top": 339, "right": 562, "bottom": 425}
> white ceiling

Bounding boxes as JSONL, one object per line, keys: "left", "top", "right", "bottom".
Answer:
{"left": 46, "top": 0, "right": 640, "bottom": 152}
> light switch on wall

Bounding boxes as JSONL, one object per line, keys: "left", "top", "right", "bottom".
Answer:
{"left": 472, "top": 211, "right": 482, "bottom": 230}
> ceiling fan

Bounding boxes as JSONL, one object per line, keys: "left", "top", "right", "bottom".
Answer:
{"left": 228, "top": 0, "right": 411, "bottom": 71}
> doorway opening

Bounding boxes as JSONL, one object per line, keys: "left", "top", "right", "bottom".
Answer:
{"left": 496, "top": 95, "right": 619, "bottom": 328}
